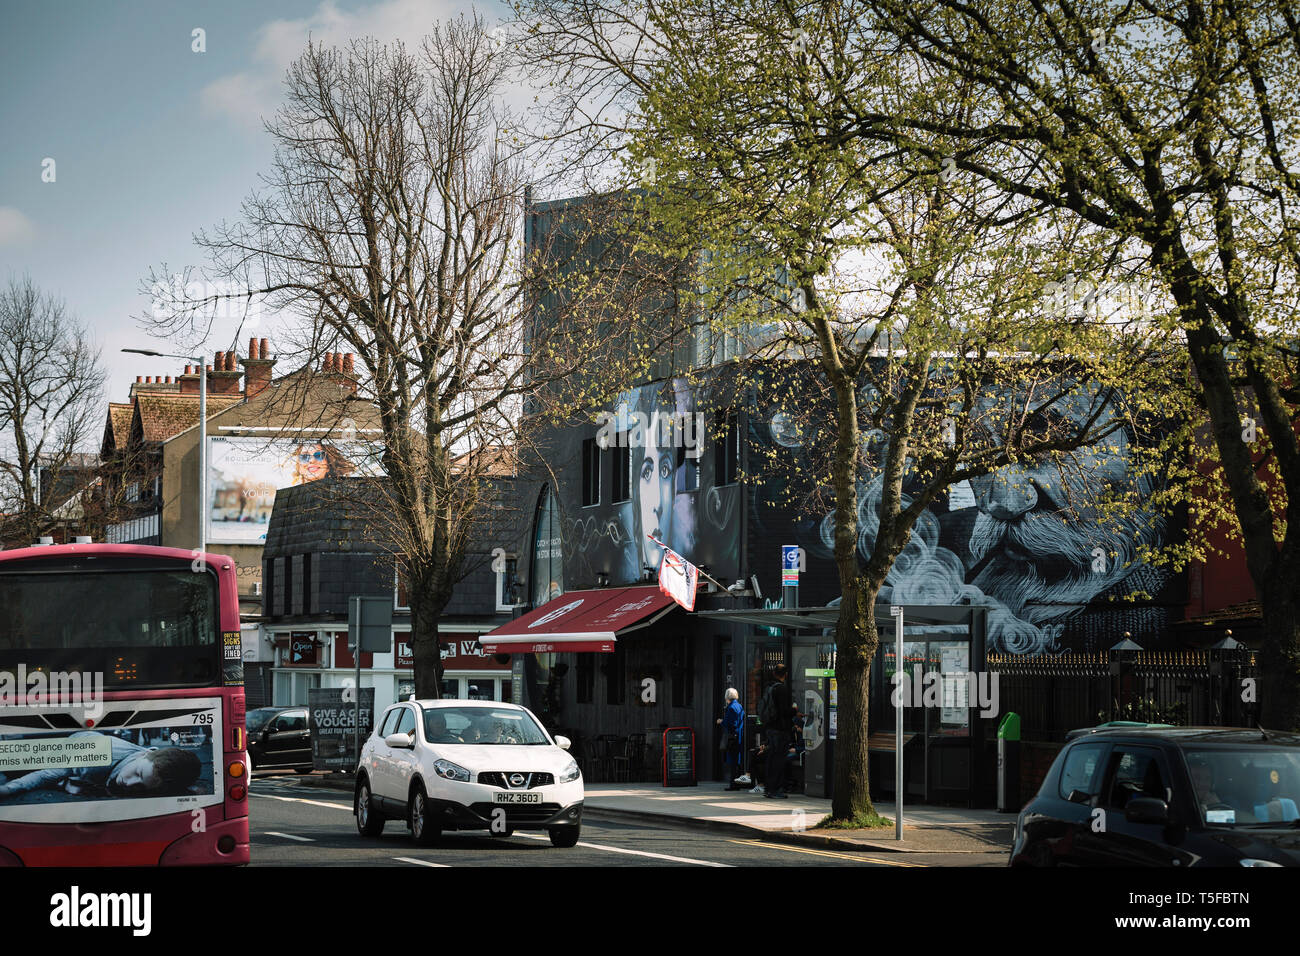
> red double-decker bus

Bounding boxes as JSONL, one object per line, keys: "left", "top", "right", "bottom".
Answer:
{"left": 0, "top": 543, "right": 250, "bottom": 865}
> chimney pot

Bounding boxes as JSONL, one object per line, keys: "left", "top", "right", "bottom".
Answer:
{"left": 136, "top": 376, "right": 142, "bottom": 383}
{"left": 206, "top": 364, "right": 213, "bottom": 373}
{"left": 165, "top": 375, "right": 173, "bottom": 384}
{"left": 227, "top": 351, "right": 237, "bottom": 370}
{"left": 184, "top": 365, "right": 192, "bottom": 375}
{"left": 324, "top": 351, "right": 335, "bottom": 372}
{"left": 343, "top": 353, "right": 355, "bottom": 373}
{"left": 259, "top": 338, "right": 270, "bottom": 359}
{"left": 214, "top": 351, "right": 225, "bottom": 368}
{"left": 249, "top": 337, "right": 259, "bottom": 360}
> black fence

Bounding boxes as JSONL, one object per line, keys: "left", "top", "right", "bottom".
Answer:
{"left": 989, "top": 648, "right": 1259, "bottom": 742}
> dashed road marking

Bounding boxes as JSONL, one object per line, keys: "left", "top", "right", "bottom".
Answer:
{"left": 728, "top": 839, "right": 924, "bottom": 867}
{"left": 252, "top": 792, "right": 352, "bottom": 812}
{"left": 513, "top": 832, "right": 731, "bottom": 866}
{"left": 265, "top": 831, "right": 315, "bottom": 842}
{"left": 393, "top": 857, "right": 451, "bottom": 867}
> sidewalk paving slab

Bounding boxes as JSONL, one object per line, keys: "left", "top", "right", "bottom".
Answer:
{"left": 277, "top": 772, "right": 1014, "bottom": 856}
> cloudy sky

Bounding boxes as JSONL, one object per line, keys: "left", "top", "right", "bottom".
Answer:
{"left": 1, "top": 0, "right": 512, "bottom": 405}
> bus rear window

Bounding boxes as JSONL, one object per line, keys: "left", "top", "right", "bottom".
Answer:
{"left": 0, "top": 569, "right": 218, "bottom": 688}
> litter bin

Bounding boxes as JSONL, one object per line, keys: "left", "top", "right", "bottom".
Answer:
{"left": 996, "top": 712, "right": 1021, "bottom": 813}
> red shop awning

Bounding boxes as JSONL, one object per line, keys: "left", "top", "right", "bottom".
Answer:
{"left": 479, "top": 586, "right": 678, "bottom": 654}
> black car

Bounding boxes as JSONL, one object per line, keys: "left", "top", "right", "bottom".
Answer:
{"left": 246, "top": 706, "right": 314, "bottom": 773}
{"left": 1010, "top": 727, "right": 1300, "bottom": 866}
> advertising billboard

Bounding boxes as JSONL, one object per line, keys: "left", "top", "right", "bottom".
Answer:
{"left": 307, "top": 687, "right": 375, "bottom": 771}
{"left": 207, "top": 436, "right": 382, "bottom": 544}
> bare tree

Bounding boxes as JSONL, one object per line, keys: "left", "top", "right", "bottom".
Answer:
{"left": 141, "top": 16, "right": 601, "bottom": 697}
{"left": 0, "top": 275, "right": 106, "bottom": 547}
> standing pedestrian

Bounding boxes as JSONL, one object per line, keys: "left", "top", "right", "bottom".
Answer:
{"left": 764, "top": 665, "right": 795, "bottom": 799}
{"left": 716, "top": 688, "right": 744, "bottom": 790}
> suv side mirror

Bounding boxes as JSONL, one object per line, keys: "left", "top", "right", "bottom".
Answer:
{"left": 1065, "top": 789, "right": 1092, "bottom": 805}
{"left": 385, "top": 732, "right": 415, "bottom": 750}
{"left": 1125, "top": 796, "right": 1169, "bottom": 825}
{"left": 554, "top": 735, "right": 571, "bottom": 751}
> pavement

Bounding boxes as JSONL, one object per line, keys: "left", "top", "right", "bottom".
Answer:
{"left": 286, "top": 771, "right": 1015, "bottom": 856}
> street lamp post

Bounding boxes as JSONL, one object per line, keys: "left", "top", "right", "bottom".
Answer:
{"left": 122, "top": 348, "right": 206, "bottom": 554}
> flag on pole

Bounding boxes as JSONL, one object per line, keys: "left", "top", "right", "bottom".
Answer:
{"left": 657, "top": 545, "right": 699, "bottom": 612}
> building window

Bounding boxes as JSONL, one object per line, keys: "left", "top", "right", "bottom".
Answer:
{"left": 531, "top": 486, "right": 563, "bottom": 606}
{"left": 611, "top": 436, "right": 631, "bottom": 503}
{"left": 604, "top": 644, "right": 626, "bottom": 705}
{"left": 715, "top": 410, "right": 739, "bottom": 486}
{"left": 581, "top": 437, "right": 601, "bottom": 507}
{"left": 283, "top": 557, "right": 293, "bottom": 619}
{"left": 495, "top": 555, "right": 520, "bottom": 611}
{"left": 576, "top": 653, "right": 595, "bottom": 704}
{"left": 302, "top": 553, "right": 312, "bottom": 615}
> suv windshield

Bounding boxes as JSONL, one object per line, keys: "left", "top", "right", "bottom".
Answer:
{"left": 1185, "top": 748, "right": 1300, "bottom": 826}
{"left": 421, "top": 707, "right": 550, "bottom": 745}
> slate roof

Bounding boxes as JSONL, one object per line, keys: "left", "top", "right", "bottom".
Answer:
{"left": 132, "top": 394, "right": 242, "bottom": 444}
{"left": 105, "top": 403, "right": 133, "bottom": 453}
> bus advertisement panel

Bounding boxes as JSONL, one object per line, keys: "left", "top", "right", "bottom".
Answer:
{"left": 0, "top": 544, "right": 249, "bottom": 866}
{"left": 0, "top": 697, "right": 223, "bottom": 823}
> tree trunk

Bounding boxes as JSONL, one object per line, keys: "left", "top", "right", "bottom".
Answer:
{"left": 408, "top": 567, "right": 450, "bottom": 700}
{"left": 822, "top": 364, "right": 883, "bottom": 821}
{"left": 832, "top": 585, "right": 881, "bottom": 820}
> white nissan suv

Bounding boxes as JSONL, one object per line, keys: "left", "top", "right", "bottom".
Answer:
{"left": 354, "top": 699, "right": 584, "bottom": 847}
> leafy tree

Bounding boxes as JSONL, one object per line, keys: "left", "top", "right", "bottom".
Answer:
{"left": 845, "top": 0, "right": 1300, "bottom": 729}
{"left": 518, "top": 0, "right": 1180, "bottom": 819}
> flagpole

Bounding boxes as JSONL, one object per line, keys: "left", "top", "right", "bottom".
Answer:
{"left": 645, "top": 533, "right": 730, "bottom": 592}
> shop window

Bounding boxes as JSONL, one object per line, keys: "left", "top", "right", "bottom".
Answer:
{"left": 581, "top": 437, "right": 601, "bottom": 506}
{"left": 671, "top": 634, "right": 694, "bottom": 708}
{"left": 576, "top": 653, "right": 595, "bottom": 704}
{"left": 604, "top": 644, "right": 626, "bottom": 705}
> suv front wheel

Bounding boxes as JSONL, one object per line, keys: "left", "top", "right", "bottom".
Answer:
{"left": 548, "top": 825, "right": 580, "bottom": 848}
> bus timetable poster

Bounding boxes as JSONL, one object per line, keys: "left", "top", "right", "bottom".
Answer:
{"left": 0, "top": 696, "right": 223, "bottom": 824}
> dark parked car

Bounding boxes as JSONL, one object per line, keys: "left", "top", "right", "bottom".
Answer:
{"left": 1010, "top": 727, "right": 1300, "bottom": 866}
{"left": 246, "top": 706, "right": 313, "bottom": 773}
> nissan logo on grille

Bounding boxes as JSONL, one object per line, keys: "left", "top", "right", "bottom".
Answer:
{"left": 509, "top": 773, "right": 526, "bottom": 788}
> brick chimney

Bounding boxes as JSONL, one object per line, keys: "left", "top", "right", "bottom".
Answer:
{"left": 208, "top": 347, "right": 244, "bottom": 396}
{"left": 321, "top": 351, "right": 360, "bottom": 394}
{"left": 239, "top": 337, "right": 276, "bottom": 399}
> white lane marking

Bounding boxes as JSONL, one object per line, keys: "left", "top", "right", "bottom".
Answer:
{"left": 264, "top": 831, "right": 315, "bottom": 842}
{"left": 513, "top": 832, "right": 732, "bottom": 867}
{"left": 394, "top": 857, "right": 451, "bottom": 868}
{"left": 252, "top": 792, "right": 353, "bottom": 812}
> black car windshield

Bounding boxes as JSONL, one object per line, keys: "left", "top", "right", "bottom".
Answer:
{"left": 1185, "top": 748, "right": 1300, "bottom": 826}
{"left": 246, "top": 708, "right": 282, "bottom": 735}
{"left": 421, "top": 707, "right": 550, "bottom": 745}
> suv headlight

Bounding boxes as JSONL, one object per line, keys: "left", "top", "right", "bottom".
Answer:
{"left": 433, "top": 758, "right": 470, "bottom": 782}
{"left": 558, "top": 759, "right": 581, "bottom": 784}
{"left": 1239, "top": 858, "right": 1283, "bottom": 867}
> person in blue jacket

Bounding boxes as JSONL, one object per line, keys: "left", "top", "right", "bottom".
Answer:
{"left": 716, "top": 688, "right": 745, "bottom": 790}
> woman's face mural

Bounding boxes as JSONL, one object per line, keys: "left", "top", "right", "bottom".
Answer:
{"left": 637, "top": 413, "right": 676, "bottom": 570}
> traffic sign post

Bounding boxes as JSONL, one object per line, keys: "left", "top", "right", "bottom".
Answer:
{"left": 348, "top": 596, "right": 393, "bottom": 770}
{"left": 782, "top": 545, "right": 802, "bottom": 607}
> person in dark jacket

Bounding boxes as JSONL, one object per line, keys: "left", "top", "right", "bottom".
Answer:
{"left": 716, "top": 688, "right": 745, "bottom": 789}
{"left": 765, "top": 665, "right": 795, "bottom": 799}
